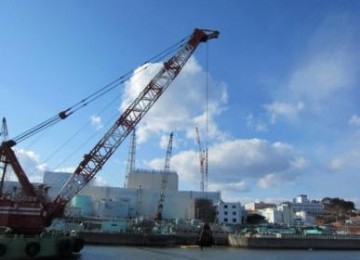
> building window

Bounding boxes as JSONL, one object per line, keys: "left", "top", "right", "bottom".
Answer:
{"left": 233, "top": 218, "right": 237, "bottom": 223}
{"left": 224, "top": 218, "right": 228, "bottom": 223}
{"left": 224, "top": 205, "right": 228, "bottom": 209}
{"left": 224, "top": 211, "right": 228, "bottom": 215}
{"left": 232, "top": 212, "right": 236, "bottom": 215}
{"left": 232, "top": 205, "right": 236, "bottom": 209}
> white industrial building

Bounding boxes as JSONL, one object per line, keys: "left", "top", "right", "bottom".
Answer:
{"left": 244, "top": 202, "right": 277, "bottom": 211}
{"left": 43, "top": 170, "right": 221, "bottom": 220}
{"left": 259, "top": 208, "right": 283, "bottom": 224}
{"left": 126, "top": 169, "right": 178, "bottom": 191}
{"left": 248, "top": 195, "right": 323, "bottom": 225}
{"left": 259, "top": 203, "right": 293, "bottom": 225}
{"left": 215, "top": 201, "right": 245, "bottom": 225}
{"left": 294, "top": 211, "right": 316, "bottom": 225}
{"left": 291, "top": 194, "right": 324, "bottom": 215}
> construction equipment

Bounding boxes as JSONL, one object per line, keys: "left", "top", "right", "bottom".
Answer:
{"left": 124, "top": 129, "right": 137, "bottom": 188}
{"left": 195, "top": 127, "right": 206, "bottom": 192}
{"left": 0, "top": 28, "right": 219, "bottom": 233}
{"left": 154, "top": 132, "right": 174, "bottom": 221}
{"left": 0, "top": 118, "right": 9, "bottom": 194}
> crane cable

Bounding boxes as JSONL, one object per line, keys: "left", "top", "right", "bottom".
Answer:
{"left": 205, "top": 41, "right": 210, "bottom": 192}
{"left": 11, "top": 35, "right": 190, "bottom": 145}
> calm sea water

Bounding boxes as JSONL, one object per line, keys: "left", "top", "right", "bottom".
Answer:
{"left": 75, "top": 245, "right": 360, "bottom": 260}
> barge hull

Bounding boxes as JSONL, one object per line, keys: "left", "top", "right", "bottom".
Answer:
{"left": 81, "top": 232, "right": 176, "bottom": 246}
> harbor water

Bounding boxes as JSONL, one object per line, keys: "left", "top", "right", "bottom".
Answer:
{"left": 76, "top": 245, "right": 360, "bottom": 260}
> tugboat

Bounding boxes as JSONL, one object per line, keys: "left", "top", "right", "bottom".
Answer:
{"left": 198, "top": 223, "right": 213, "bottom": 250}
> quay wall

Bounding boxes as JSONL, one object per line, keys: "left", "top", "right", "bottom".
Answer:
{"left": 229, "top": 234, "right": 360, "bottom": 250}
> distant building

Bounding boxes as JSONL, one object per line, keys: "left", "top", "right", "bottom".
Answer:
{"left": 244, "top": 202, "right": 276, "bottom": 211}
{"left": 277, "top": 203, "right": 293, "bottom": 226}
{"left": 291, "top": 195, "right": 324, "bottom": 215}
{"left": 126, "top": 169, "right": 178, "bottom": 191}
{"left": 216, "top": 201, "right": 245, "bottom": 225}
{"left": 244, "top": 195, "right": 322, "bottom": 225}
{"left": 259, "top": 208, "right": 283, "bottom": 224}
{"left": 43, "top": 171, "right": 71, "bottom": 199}
{"left": 294, "top": 194, "right": 309, "bottom": 203}
{"left": 43, "top": 171, "right": 221, "bottom": 220}
{"left": 294, "top": 211, "right": 315, "bottom": 225}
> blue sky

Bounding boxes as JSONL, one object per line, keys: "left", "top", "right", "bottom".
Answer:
{"left": 1, "top": 0, "right": 360, "bottom": 205}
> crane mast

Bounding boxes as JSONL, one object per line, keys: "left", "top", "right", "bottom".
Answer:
{"left": 124, "top": 129, "right": 136, "bottom": 188}
{"left": 53, "top": 29, "right": 219, "bottom": 215}
{"left": 163, "top": 132, "right": 174, "bottom": 173}
{"left": 154, "top": 132, "right": 174, "bottom": 220}
{"left": 195, "top": 127, "right": 205, "bottom": 192}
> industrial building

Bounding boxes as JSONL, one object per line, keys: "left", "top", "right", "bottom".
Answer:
{"left": 215, "top": 201, "right": 245, "bottom": 225}
{"left": 43, "top": 170, "right": 221, "bottom": 220}
{"left": 126, "top": 168, "right": 178, "bottom": 191}
{"left": 291, "top": 194, "right": 324, "bottom": 215}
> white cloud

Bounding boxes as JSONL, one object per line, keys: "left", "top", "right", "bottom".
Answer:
{"left": 246, "top": 114, "right": 267, "bottom": 132}
{"left": 286, "top": 15, "right": 358, "bottom": 115}
{"left": 209, "top": 181, "right": 249, "bottom": 193}
{"left": 148, "top": 138, "right": 303, "bottom": 193}
{"left": 265, "top": 102, "right": 304, "bottom": 124}
{"left": 209, "top": 139, "right": 297, "bottom": 181}
{"left": 290, "top": 157, "right": 309, "bottom": 170}
{"left": 121, "top": 57, "right": 228, "bottom": 144}
{"left": 288, "top": 53, "right": 354, "bottom": 110}
{"left": 261, "top": 14, "right": 359, "bottom": 128}
{"left": 349, "top": 115, "right": 360, "bottom": 127}
{"left": 329, "top": 158, "right": 344, "bottom": 171}
{"left": 209, "top": 181, "right": 250, "bottom": 202}
{"left": 5, "top": 148, "right": 47, "bottom": 183}
{"left": 90, "top": 114, "right": 103, "bottom": 130}
{"left": 257, "top": 174, "right": 278, "bottom": 189}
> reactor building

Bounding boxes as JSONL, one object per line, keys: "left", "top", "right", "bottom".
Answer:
{"left": 43, "top": 169, "right": 221, "bottom": 221}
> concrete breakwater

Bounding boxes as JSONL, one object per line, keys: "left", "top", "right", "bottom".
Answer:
{"left": 229, "top": 234, "right": 360, "bottom": 250}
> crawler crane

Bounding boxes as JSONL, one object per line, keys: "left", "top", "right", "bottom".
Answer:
{"left": 0, "top": 29, "right": 219, "bottom": 233}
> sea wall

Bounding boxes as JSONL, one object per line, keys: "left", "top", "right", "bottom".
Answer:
{"left": 229, "top": 234, "right": 360, "bottom": 250}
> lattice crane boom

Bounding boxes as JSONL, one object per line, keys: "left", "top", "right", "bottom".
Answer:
{"left": 195, "top": 127, "right": 205, "bottom": 193}
{"left": 124, "top": 129, "right": 136, "bottom": 188}
{"left": 52, "top": 29, "right": 219, "bottom": 216}
{"left": 155, "top": 132, "right": 174, "bottom": 220}
{"left": 163, "top": 132, "right": 173, "bottom": 172}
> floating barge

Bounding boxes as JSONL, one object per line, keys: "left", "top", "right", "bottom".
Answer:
{"left": 0, "top": 229, "right": 83, "bottom": 259}
{"left": 229, "top": 233, "right": 360, "bottom": 250}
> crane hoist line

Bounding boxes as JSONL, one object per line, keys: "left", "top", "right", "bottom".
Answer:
{"left": 0, "top": 28, "right": 219, "bottom": 233}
